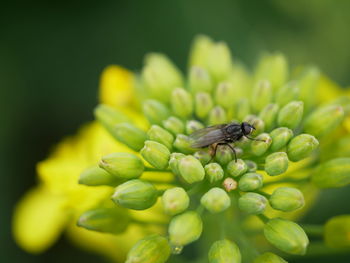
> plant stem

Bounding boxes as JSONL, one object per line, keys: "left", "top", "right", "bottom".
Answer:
{"left": 302, "top": 224, "right": 324, "bottom": 237}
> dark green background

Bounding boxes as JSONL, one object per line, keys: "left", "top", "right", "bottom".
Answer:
{"left": 1, "top": 0, "right": 350, "bottom": 262}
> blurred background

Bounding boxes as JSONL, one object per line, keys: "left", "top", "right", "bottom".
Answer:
{"left": 1, "top": 0, "right": 350, "bottom": 262}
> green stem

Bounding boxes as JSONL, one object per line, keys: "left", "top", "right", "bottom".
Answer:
{"left": 196, "top": 204, "right": 205, "bottom": 216}
{"left": 131, "top": 218, "right": 168, "bottom": 226}
{"left": 302, "top": 224, "right": 324, "bottom": 237}
{"left": 263, "top": 177, "right": 309, "bottom": 187}
{"left": 255, "top": 190, "right": 271, "bottom": 198}
{"left": 256, "top": 214, "right": 270, "bottom": 224}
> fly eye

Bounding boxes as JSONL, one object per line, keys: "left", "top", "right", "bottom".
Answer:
{"left": 243, "top": 125, "right": 253, "bottom": 135}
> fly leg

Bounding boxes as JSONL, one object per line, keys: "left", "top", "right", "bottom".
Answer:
{"left": 208, "top": 143, "right": 219, "bottom": 162}
{"left": 224, "top": 143, "right": 237, "bottom": 162}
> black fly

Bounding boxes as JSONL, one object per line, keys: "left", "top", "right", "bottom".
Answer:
{"left": 189, "top": 122, "right": 265, "bottom": 162}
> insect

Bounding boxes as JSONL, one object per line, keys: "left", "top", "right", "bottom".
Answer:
{"left": 189, "top": 122, "right": 265, "bottom": 162}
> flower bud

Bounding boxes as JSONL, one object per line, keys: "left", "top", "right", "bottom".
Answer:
{"left": 238, "top": 173, "right": 263, "bottom": 192}
{"left": 163, "top": 116, "right": 185, "bottom": 135}
{"left": 77, "top": 207, "right": 130, "bottom": 234}
{"left": 173, "top": 134, "right": 196, "bottom": 154}
{"left": 259, "top": 103, "right": 279, "bottom": 131}
{"left": 141, "top": 140, "right": 170, "bottom": 169}
{"left": 277, "top": 101, "right": 304, "bottom": 129}
{"left": 193, "top": 150, "right": 212, "bottom": 166}
{"left": 143, "top": 100, "right": 170, "bottom": 126}
{"left": 298, "top": 67, "right": 320, "bottom": 112}
{"left": 189, "top": 35, "right": 213, "bottom": 67}
{"left": 186, "top": 120, "right": 205, "bottom": 135}
{"left": 253, "top": 252, "right": 287, "bottom": 263}
{"left": 276, "top": 81, "right": 299, "bottom": 107}
{"left": 244, "top": 115, "right": 265, "bottom": 135}
{"left": 287, "top": 134, "right": 319, "bottom": 162}
{"left": 126, "top": 235, "right": 171, "bottom": 263}
{"left": 227, "top": 159, "right": 248, "bottom": 177}
{"left": 223, "top": 178, "right": 238, "bottom": 192}
{"left": 215, "top": 144, "right": 234, "bottom": 166}
{"left": 206, "top": 42, "right": 233, "bottom": 82}
{"left": 201, "top": 187, "right": 231, "bottom": 213}
{"left": 304, "top": 105, "right": 344, "bottom": 138}
{"left": 238, "top": 192, "right": 267, "bottom": 215}
{"left": 189, "top": 66, "right": 213, "bottom": 94}
{"left": 100, "top": 153, "right": 144, "bottom": 179}
{"left": 208, "top": 106, "right": 228, "bottom": 125}
{"left": 269, "top": 127, "right": 293, "bottom": 151}
{"left": 162, "top": 187, "right": 189, "bottom": 216}
{"left": 171, "top": 88, "right": 193, "bottom": 119}
{"left": 324, "top": 215, "right": 350, "bottom": 248}
{"left": 236, "top": 99, "right": 251, "bottom": 121}
{"left": 178, "top": 155, "right": 205, "bottom": 184}
{"left": 208, "top": 239, "right": 241, "bottom": 263}
{"left": 269, "top": 187, "right": 304, "bottom": 212}
{"left": 245, "top": 160, "right": 257, "bottom": 172}
{"left": 114, "top": 123, "right": 148, "bottom": 151}
{"left": 169, "top": 211, "right": 203, "bottom": 246}
{"left": 147, "top": 125, "right": 174, "bottom": 150}
{"left": 112, "top": 179, "right": 158, "bottom": 210}
{"left": 79, "top": 166, "right": 120, "bottom": 186}
{"left": 265, "top": 152, "right": 289, "bottom": 176}
{"left": 312, "top": 158, "right": 350, "bottom": 188}
{"left": 142, "top": 53, "right": 183, "bottom": 103}
{"left": 205, "top": 163, "right": 224, "bottom": 183}
{"left": 251, "top": 80, "right": 273, "bottom": 113}
{"left": 195, "top": 92, "right": 214, "bottom": 119}
{"left": 94, "top": 104, "right": 130, "bottom": 135}
{"left": 169, "top": 153, "right": 186, "bottom": 176}
{"left": 215, "top": 82, "right": 235, "bottom": 109}
{"left": 264, "top": 218, "right": 309, "bottom": 255}
{"left": 251, "top": 133, "right": 272, "bottom": 156}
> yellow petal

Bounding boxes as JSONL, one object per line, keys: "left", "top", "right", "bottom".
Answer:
{"left": 317, "top": 75, "right": 343, "bottom": 103}
{"left": 13, "top": 186, "right": 68, "bottom": 253}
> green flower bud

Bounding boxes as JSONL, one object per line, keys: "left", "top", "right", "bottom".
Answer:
{"left": 186, "top": 120, "right": 205, "bottom": 135}
{"left": 79, "top": 166, "right": 121, "bottom": 186}
{"left": 163, "top": 116, "right": 185, "bottom": 135}
{"left": 297, "top": 67, "right": 320, "bottom": 112}
{"left": 238, "top": 192, "right": 267, "bottom": 215}
{"left": 143, "top": 100, "right": 170, "bottom": 125}
{"left": 171, "top": 88, "right": 193, "bottom": 119}
{"left": 112, "top": 179, "right": 158, "bottom": 210}
{"left": 189, "top": 66, "right": 213, "bottom": 94}
{"left": 269, "top": 187, "right": 305, "bottom": 212}
{"left": 142, "top": 53, "right": 183, "bottom": 103}
{"left": 114, "top": 123, "right": 148, "bottom": 151}
{"left": 253, "top": 252, "right": 287, "bottom": 263}
{"left": 208, "top": 106, "right": 228, "bottom": 125}
{"left": 208, "top": 239, "right": 241, "bottom": 263}
{"left": 126, "top": 234, "right": 171, "bottom": 263}
{"left": 251, "top": 80, "right": 273, "bottom": 113}
{"left": 287, "top": 134, "right": 319, "bottom": 162}
{"left": 147, "top": 125, "right": 174, "bottom": 150}
{"left": 222, "top": 178, "right": 238, "bottom": 192}
{"left": 245, "top": 160, "right": 258, "bottom": 172}
{"left": 270, "top": 127, "right": 294, "bottom": 151}
{"left": 215, "top": 144, "right": 234, "bottom": 166}
{"left": 141, "top": 140, "right": 170, "bottom": 169}
{"left": 194, "top": 150, "right": 212, "bottom": 166}
{"left": 244, "top": 115, "right": 265, "bottom": 135}
{"left": 264, "top": 218, "right": 309, "bottom": 255}
{"left": 195, "top": 92, "right": 214, "bottom": 119}
{"left": 227, "top": 159, "right": 248, "bottom": 177}
{"left": 205, "top": 163, "right": 224, "bottom": 183}
{"left": 276, "top": 81, "right": 299, "bottom": 107}
{"left": 251, "top": 133, "right": 272, "bottom": 156}
{"left": 169, "top": 153, "right": 186, "bottom": 176}
{"left": 174, "top": 134, "right": 196, "bottom": 154}
{"left": 77, "top": 207, "right": 130, "bottom": 234}
{"left": 100, "top": 153, "right": 144, "bottom": 179}
{"left": 206, "top": 42, "right": 233, "bottom": 82}
{"left": 215, "top": 82, "right": 235, "bottom": 109}
{"left": 324, "top": 215, "right": 350, "bottom": 248}
{"left": 265, "top": 152, "right": 289, "bottom": 176}
{"left": 236, "top": 99, "right": 251, "bottom": 122}
{"left": 201, "top": 187, "right": 231, "bottom": 213}
{"left": 169, "top": 211, "right": 203, "bottom": 246}
{"left": 189, "top": 35, "right": 213, "bottom": 67}
{"left": 178, "top": 155, "right": 205, "bottom": 184}
{"left": 312, "top": 158, "right": 350, "bottom": 188}
{"left": 94, "top": 104, "right": 130, "bottom": 135}
{"left": 304, "top": 105, "right": 344, "bottom": 138}
{"left": 259, "top": 103, "right": 279, "bottom": 131}
{"left": 162, "top": 187, "right": 189, "bottom": 216}
{"left": 277, "top": 101, "right": 304, "bottom": 129}
{"left": 238, "top": 173, "right": 263, "bottom": 192}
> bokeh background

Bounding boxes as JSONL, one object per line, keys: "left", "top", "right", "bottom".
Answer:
{"left": 1, "top": 0, "right": 350, "bottom": 262}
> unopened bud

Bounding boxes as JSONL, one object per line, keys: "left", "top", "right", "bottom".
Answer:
{"left": 238, "top": 192, "right": 267, "bottom": 215}
{"left": 94, "top": 104, "right": 130, "bottom": 135}
{"left": 100, "top": 153, "right": 144, "bottom": 179}
{"left": 324, "top": 215, "right": 350, "bottom": 248}
{"left": 205, "top": 163, "right": 224, "bottom": 183}
{"left": 186, "top": 120, "right": 205, "bottom": 135}
{"left": 287, "top": 134, "right": 319, "bottom": 162}
{"left": 169, "top": 153, "right": 186, "bottom": 176}
{"left": 174, "top": 134, "right": 196, "bottom": 154}
{"left": 114, "top": 123, "right": 148, "bottom": 151}
{"left": 253, "top": 252, "right": 287, "bottom": 263}
{"left": 201, "top": 187, "right": 231, "bottom": 213}
{"left": 169, "top": 211, "right": 203, "bottom": 246}
{"left": 259, "top": 103, "right": 279, "bottom": 131}
{"left": 206, "top": 42, "right": 233, "bottom": 82}
{"left": 171, "top": 88, "right": 193, "bottom": 119}
{"left": 238, "top": 173, "right": 263, "bottom": 192}
{"left": 269, "top": 127, "right": 293, "bottom": 151}
{"left": 265, "top": 152, "right": 289, "bottom": 176}
{"left": 215, "top": 82, "right": 235, "bottom": 109}
{"left": 208, "top": 106, "right": 228, "bottom": 125}
{"left": 245, "top": 160, "right": 257, "bottom": 172}
{"left": 112, "top": 179, "right": 158, "bottom": 210}
{"left": 227, "top": 159, "right": 248, "bottom": 177}
{"left": 222, "top": 178, "right": 238, "bottom": 192}
{"left": 264, "top": 218, "right": 309, "bottom": 255}
{"left": 189, "top": 35, "right": 213, "bottom": 67}
{"left": 193, "top": 150, "right": 212, "bottom": 166}
{"left": 178, "top": 155, "right": 205, "bottom": 184}
{"left": 277, "top": 101, "right": 304, "bottom": 129}
{"left": 251, "top": 80, "right": 273, "bottom": 113}
{"left": 147, "top": 125, "right": 174, "bottom": 150}
{"left": 189, "top": 66, "right": 213, "bottom": 94}
{"left": 298, "top": 67, "right": 320, "bottom": 112}
{"left": 208, "top": 239, "right": 241, "bottom": 263}
{"left": 163, "top": 116, "right": 185, "bottom": 135}
{"left": 143, "top": 100, "right": 170, "bottom": 125}
{"left": 236, "top": 99, "right": 251, "bottom": 122}
{"left": 141, "top": 140, "right": 170, "bottom": 169}
{"left": 162, "top": 187, "right": 189, "bottom": 216}
{"left": 251, "top": 133, "right": 272, "bottom": 156}
{"left": 79, "top": 166, "right": 120, "bottom": 186}
{"left": 269, "top": 187, "right": 304, "bottom": 212}
{"left": 215, "top": 144, "right": 234, "bottom": 166}
{"left": 195, "top": 92, "right": 214, "bottom": 119}
{"left": 276, "top": 81, "right": 299, "bottom": 107}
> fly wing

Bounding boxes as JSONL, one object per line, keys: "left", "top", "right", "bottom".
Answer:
{"left": 189, "top": 124, "right": 226, "bottom": 148}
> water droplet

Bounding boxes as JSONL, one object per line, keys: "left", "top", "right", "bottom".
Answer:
{"left": 171, "top": 244, "right": 183, "bottom": 255}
